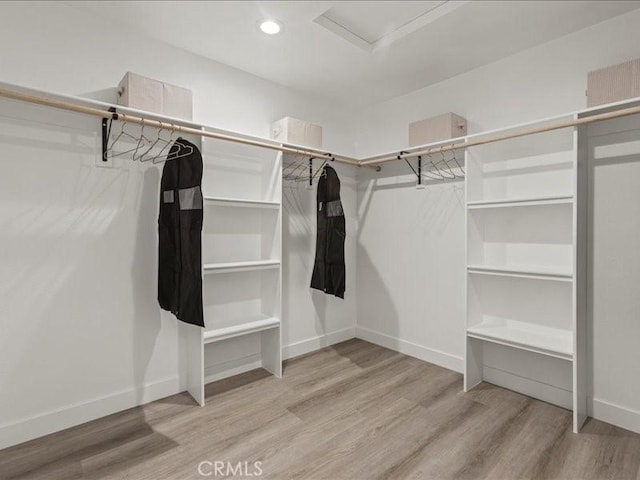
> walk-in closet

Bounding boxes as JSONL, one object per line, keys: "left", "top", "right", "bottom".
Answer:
{"left": 2, "top": 2, "right": 640, "bottom": 479}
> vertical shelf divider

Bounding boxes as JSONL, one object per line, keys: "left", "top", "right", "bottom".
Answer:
{"left": 573, "top": 120, "right": 588, "bottom": 432}
{"left": 185, "top": 324, "right": 205, "bottom": 406}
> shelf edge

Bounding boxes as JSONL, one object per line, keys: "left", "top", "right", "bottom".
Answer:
{"left": 204, "top": 318, "right": 280, "bottom": 344}
{"left": 466, "top": 330, "right": 574, "bottom": 361}
{"left": 467, "top": 195, "right": 574, "bottom": 209}
{"left": 467, "top": 266, "right": 573, "bottom": 282}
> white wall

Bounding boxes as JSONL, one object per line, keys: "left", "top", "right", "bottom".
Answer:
{"left": 356, "top": 163, "right": 465, "bottom": 372}
{"left": 282, "top": 161, "right": 358, "bottom": 358}
{"left": 0, "top": 3, "right": 356, "bottom": 153}
{"left": 354, "top": 8, "right": 640, "bottom": 431}
{"left": 0, "top": 2, "right": 356, "bottom": 449}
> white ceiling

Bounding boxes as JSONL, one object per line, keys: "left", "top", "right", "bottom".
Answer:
{"left": 68, "top": 1, "right": 640, "bottom": 108}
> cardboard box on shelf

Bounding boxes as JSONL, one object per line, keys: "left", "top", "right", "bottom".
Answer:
{"left": 587, "top": 58, "right": 640, "bottom": 108}
{"left": 117, "top": 72, "right": 193, "bottom": 120}
{"left": 270, "top": 117, "right": 323, "bottom": 149}
{"left": 409, "top": 113, "right": 467, "bottom": 147}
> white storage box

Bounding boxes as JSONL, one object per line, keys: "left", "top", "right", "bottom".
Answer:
{"left": 409, "top": 112, "right": 467, "bottom": 147}
{"left": 270, "top": 117, "right": 323, "bottom": 149}
{"left": 587, "top": 58, "right": 640, "bottom": 107}
{"left": 117, "top": 72, "right": 193, "bottom": 120}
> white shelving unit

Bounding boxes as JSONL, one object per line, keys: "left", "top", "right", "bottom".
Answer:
{"left": 464, "top": 126, "right": 587, "bottom": 432}
{"left": 185, "top": 133, "right": 283, "bottom": 406}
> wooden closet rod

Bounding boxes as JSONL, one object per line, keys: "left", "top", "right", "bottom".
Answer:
{"left": 4, "top": 83, "right": 640, "bottom": 171}
{"left": 0, "top": 87, "right": 378, "bottom": 170}
{"left": 360, "top": 103, "right": 640, "bottom": 166}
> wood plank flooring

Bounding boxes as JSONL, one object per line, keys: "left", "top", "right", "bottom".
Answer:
{"left": 1, "top": 339, "right": 639, "bottom": 479}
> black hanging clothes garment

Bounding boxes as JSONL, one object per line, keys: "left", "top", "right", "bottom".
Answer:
{"left": 158, "top": 138, "right": 205, "bottom": 327}
{"left": 311, "top": 165, "right": 346, "bottom": 298}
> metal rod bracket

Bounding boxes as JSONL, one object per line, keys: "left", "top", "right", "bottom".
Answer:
{"left": 400, "top": 151, "right": 419, "bottom": 180}
{"left": 102, "top": 107, "right": 117, "bottom": 162}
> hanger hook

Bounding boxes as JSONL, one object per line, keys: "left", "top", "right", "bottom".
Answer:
{"left": 118, "top": 114, "right": 129, "bottom": 136}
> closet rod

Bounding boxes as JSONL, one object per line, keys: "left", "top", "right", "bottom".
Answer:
{"left": 360, "top": 103, "right": 640, "bottom": 166}
{"left": 0, "top": 87, "right": 377, "bottom": 170}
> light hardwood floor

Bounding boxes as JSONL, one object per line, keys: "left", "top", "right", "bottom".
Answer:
{"left": 1, "top": 339, "right": 639, "bottom": 480}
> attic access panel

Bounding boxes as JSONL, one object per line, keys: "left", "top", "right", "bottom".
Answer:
{"left": 314, "top": 1, "right": 466, "bottom": 52}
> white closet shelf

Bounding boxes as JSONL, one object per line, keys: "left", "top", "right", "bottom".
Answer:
{"left": 467, "top": 318, "right": 573, "bottom": 360}
{"left": 203, "top": 196, "right": 280, "bottom": 209}
{"left": 467, "top": 195, "right": 574, "bottom": 209}
{"left": 204, "top": 317, "right": 280, "bottom": 344}
{"left": 467, "top": 264, "right": 573, "bottom": 282}
{"left": 203, "top": 260, "right": 280, "bottom": 274}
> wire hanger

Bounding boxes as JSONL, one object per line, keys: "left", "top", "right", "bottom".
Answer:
{"left": 421, "top": 154, "right": 445, "bottom": 181}
{"left": 151, "top": 124, "right": 180, "bottom": 163}
{"left": 282, "top": 154, "right": 309, "bottom": 182}
{"left": 131, "top": 121, "right": 154, "bottom": 161}
{"left": 400, "top": 142, "right": 467, "bottom": 187}
{"left": 283, "top": 154, "right": 328, "bottom": 186}
{"left": 153, "top": 133, "right": 194, "bottom": 164}
{"left": 138, "top": 121, "right": 169, "bottom": 162}
{"left": 434, "top": 146, "right": 456, "bottom": 179}
{"left": 105, "top": 115, "right": 196, "bottom": 164}
{"left": 448, "top": 145, "right": 465, "bottom": 177}
{"left": 105, "top": 117, "right": 145, "bottom": 159}
{"left": 137, "top": 122, "right": 194, "bottom": 163}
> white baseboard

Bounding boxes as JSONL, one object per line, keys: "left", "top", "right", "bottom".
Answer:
{"left": 204, "top": 357, "right": 263, "bottom": 384}
{"left": 6, "top": 326, "right": 640, "bottom": 452}
{"left": 0, "top": 376, "right": 180, "bottom": 451}
{"left": 482, "top": 366, "right": 573, "bottom": 410}
{"left": 0, "top": 330, "right": 357, "bottom": 450}
{"left": 355, "top": 326, "right": 464, "bottom": 373}
{"left": 590, "top": 397, "right": 640, "bottom": 434}
{"left": 283, "top": 327, "right": 357, "bottom": 360}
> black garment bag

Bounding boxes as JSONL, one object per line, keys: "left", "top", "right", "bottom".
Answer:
{"left": 311, "top": 165, "right": 346, "bottom": 298}
{"left": 158, "top": 138, "right": 204, "bottom": 327}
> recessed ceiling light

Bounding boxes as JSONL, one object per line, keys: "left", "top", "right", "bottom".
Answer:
{"left": 259, "top": 20, "right": 282, "bottom": 35}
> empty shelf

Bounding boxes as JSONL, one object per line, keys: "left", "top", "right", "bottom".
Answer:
{"left": 204, "top": 317, "right": 280, "bottom": 344}
{"left": 203, "top": 260, "right": 280, "bottom": 274}
{"left": 203, "top": 196, "right": 280, "bottom": 209}
{"left": 467, "top": 264, "right": 572, "bottom": 281}
{"left": 467, "top": 195, "right": 574, "bottom": 209}
{"left": 467, "top": 318, "right": 573, "bottom": 360}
